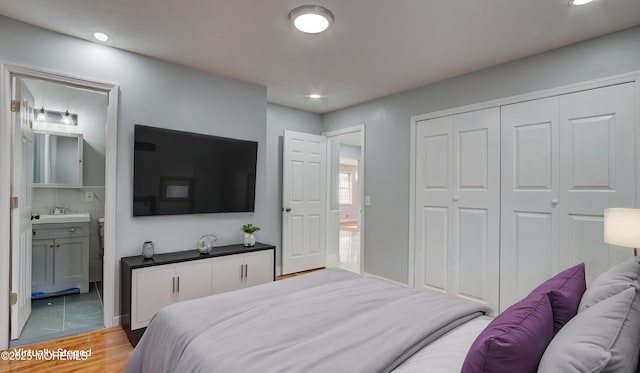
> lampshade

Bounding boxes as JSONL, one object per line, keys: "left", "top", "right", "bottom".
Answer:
{"left": 604, "top": 208, "right": 640, "bottom": 248}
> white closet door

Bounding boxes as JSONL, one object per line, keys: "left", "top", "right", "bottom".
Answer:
{"left": 415, "top": 116, "right": 454, "bottom": 294}
{"left": 415, "top": 108, "right": 500, "bottom": 312}
{"left": 559, "top": 83, "right": 636, "bottom": 284}
{"left": 500, "top": 97, "right": 560, "bottom": 311}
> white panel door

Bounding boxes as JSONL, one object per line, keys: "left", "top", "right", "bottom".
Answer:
{"left": 282, "top": 130, "right": 327, "bottom": 274}
{"left": 500, "top": 97, "right": 560, "bottom": 311}
{"left": 10, "top": 78, "right": 34, "bottom": 340}
{"left": 415, "top": 116, "right": 453, "bottom": 293}
{"left": 451, "top": 109, "right": 500, "bottom": 311}
{"left": 415, "top": 108, "right": 500, "bottom": 312}
{"left": 559, "top": 83, "right": 636, "bottom": 284}
{"left": 176, "top": 261, "right": 212, "bottom": 303}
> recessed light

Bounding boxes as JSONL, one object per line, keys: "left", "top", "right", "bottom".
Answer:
{"left": 308, "top": 94, "right": 322, "bottom": 99}
{"left": 289, "top": 5, "right": 334, "bottom": 34}
{"left": 570, "top": 0, "right": 594, "bottom": 5}
{"left": 93, "top": 32, "right": 109, "bottom": 42}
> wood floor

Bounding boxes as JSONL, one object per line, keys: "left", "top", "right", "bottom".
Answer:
{"left": 0, "top": 327, "right": 131, "bottom": 372}
{"left": 0, "top": 268, "right": 323, "bottom": 372}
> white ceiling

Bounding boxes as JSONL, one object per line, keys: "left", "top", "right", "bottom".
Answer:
{"left": 2, "top": 0, "right": 640, "bottom": 114}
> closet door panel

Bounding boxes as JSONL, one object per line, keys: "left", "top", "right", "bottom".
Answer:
{"left": 415, "top": 116, "right": 453, "bottom": 293}
{"left": 559, "top": 83, "right": 636, "bottom": 280}
{"left": 451, "top": 108, "right": 500, "bottom": 311}
{"left": 500, "top": 97, "right": 559, "bottom": 311}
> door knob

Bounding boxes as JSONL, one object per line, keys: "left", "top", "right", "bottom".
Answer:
{"left": 551, "top": 199, "right": 559, "bottom": 207}
{"left": 283, "top": 207, "right": 291, "bottom": 212}
{"left": 453, "top": 196, "right": 459, "bottom": 202}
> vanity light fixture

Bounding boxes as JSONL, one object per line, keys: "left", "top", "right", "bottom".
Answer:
{"left": 93, "top": 32, "right": 109, "bottom": 42}
{"left": 289, "top": 5, "right": 334, "bottom": 34}
{"left": 570, "top": 0, "right": 594, "bottom": 5}
{"left": 60, "top": 110, "right": 73, "bottom": 125}
{"left": 36, "top": 106, "right": 48, "bottom": 122}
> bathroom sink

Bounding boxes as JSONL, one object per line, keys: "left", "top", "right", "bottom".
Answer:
{"left": 33, "top": 213, "right": 90, "bottom": 225}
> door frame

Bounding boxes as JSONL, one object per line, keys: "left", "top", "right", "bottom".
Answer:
{"left": 409, "top": 71, "right": 640, "bottom": 289}
{"left": 0, "top": 64, "right": 119, "bottom": 349}
{"left": 323, "top": 125, "right": 365, "bottom": 274}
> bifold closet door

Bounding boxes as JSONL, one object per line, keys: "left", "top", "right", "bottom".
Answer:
{"left": 500, "top": 83, "right": 636, "bottom": 311}
{"left": 500, "top": 97, "right": 560, "bottom": 311}
{"left": 559, "top": 83, "right": 636, "bottom": 284}
{"left": 415, "top": 108, "right": 500, "bottom": 312}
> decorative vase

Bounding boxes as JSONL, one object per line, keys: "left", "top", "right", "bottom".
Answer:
{"left": 198, "top": 233, "right": 217, "bottom": 254}
{"left": 142, "top": 241, "right": 154, "bottom": 259}
{"left": 243, "top": 232, "right": 256, "bottom": 247}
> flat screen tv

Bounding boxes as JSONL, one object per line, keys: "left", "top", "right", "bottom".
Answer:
{"left": 133, "top": 125, "right": 258, "bottom": 216}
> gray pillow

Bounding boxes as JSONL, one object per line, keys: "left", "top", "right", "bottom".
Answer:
{"left": 538, "top": 284, "right": 640, "bottom": 373}
{"left": 578, "top": 257, "right": 640, "bottom": 312}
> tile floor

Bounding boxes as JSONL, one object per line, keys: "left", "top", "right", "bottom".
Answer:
{"left": 10, "top": 282, "right": 104, "bottom": 347}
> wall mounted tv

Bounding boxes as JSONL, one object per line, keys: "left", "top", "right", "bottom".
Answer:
{"left": 133, "top": 125, "right": 258, "bottom": 216}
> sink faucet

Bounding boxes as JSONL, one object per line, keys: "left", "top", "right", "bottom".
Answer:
{"left": 51, "top": 207, "right": 68, "bottom": 215}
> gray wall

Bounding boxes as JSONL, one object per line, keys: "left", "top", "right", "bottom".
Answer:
{"left": 265, "top": 104, "right": 323, "bottom": 275}
{"left": 0, "top": 16, "right": 269, "bottom": 318}
{"left": 322, "top": 26, "right": 640, "bottom": 284}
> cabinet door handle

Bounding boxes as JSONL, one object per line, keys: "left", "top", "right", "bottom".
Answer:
{"left": 69, "top": 228, "right": 76, "bottom": 233}
{"left": 245, "top": 264, "right": 248, "bottom": 278}
{"left": 55, "top": 244, "right": 60, "bottom": 248}
{"left": 177, "top": 276, "right": 180, "bottom": 292}
{"left": 240, "top": 264, "right": 244, "bottom": 278}
{"left": 49, "top": 245, "right": 54, "bottom": 248}
{"left": 172, "top": 277, "right": 176, "bottom": 293}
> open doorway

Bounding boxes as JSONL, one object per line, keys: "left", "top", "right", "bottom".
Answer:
{"left": 9, "top": 77, "right": 107, "bottom": 347}
{"left": 1, "top": 65, "right": 118, "bottom": 350}
{"left": 325, "top": 126, "right": 364, "bottom": 274}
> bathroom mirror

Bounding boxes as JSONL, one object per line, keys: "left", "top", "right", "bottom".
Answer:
{"left": 33, "top": 130, "right": 83, "bottom": 187}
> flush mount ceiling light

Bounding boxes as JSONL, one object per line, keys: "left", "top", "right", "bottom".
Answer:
{"left": 308, "top": 94, "right": 322, "bottom": 99}
{"left": 289, "top": 5, "right": 334, "bottom": 34}
{"left": 93, "top": 32, "right": 109, "bottom": 42}
{"left": 570, "top": 0, "right": 594, "bottom": 5}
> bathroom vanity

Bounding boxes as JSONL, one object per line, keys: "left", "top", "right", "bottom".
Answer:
{"left": 32, "top": 213, "right": 90, "bottom": 296}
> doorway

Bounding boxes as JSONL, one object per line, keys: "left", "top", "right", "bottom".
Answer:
{"left": 325, "top": 126, "right": 365, "bottom": 274}
{"left": 0, "top": 65, "right": 118, "bottom": 350}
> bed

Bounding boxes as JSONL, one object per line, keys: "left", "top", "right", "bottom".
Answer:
{"left": 126, "top": 258, "right": 640, "bottom": 373}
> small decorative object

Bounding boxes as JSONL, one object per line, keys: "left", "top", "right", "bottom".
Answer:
{"left": 242, "top": 224, "right": 260, "bottom": 247}
{"left": 198, "top": 233, "right": 217, "bottom": 254}
{"left": 142, "top": 241, "right": 154, "bottom": 259}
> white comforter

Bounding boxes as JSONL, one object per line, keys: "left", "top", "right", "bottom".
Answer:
{"left": 126, "top": 269, "right": 489, "bottom": 373}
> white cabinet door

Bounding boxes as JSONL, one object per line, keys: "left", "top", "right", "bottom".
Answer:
{"left": 175, "top": 261, "right": 212, "bottom": 303}
{"left": 559, "top": 83, "right": 636, "bottom": 284}
{"left": 500, "top": 97, "right": 560, "bottom": 311}
{"left": 415, "top": 108, "right": 500, "bottom": 312}
{"left": 244, "top": 250, "right": 274, "bottom": 288}
{"left": 211, "top": 255, "right": 244, "bottom": 295}
{"left": 54, "top": 236, "right": 89, "bottom": 292}
{"left": 32, "top": 239, "right": 54, "bottom": 292}
{"left": 131, "top": 266, "right": 175, "bottom": 329}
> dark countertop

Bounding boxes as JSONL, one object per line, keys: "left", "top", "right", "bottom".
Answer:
{"left": 121, "top": 242, "right": 275, "bottom": 269}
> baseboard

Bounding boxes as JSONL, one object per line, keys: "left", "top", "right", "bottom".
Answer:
{"left": 362, "top": 271, "right": 410, "bottom": 288}
{"left": 327, "top": 254, "right": 340, "bottom": 264}
{"left": 112, "top": 315, "right": 121, "bottom": 327}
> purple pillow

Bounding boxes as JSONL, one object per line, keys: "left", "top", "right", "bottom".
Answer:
{"left": 461, "top": 293, "right": 554, "bottom": 373}
{"left": 528, "top": 263, "right": 586, "bottom": 333}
